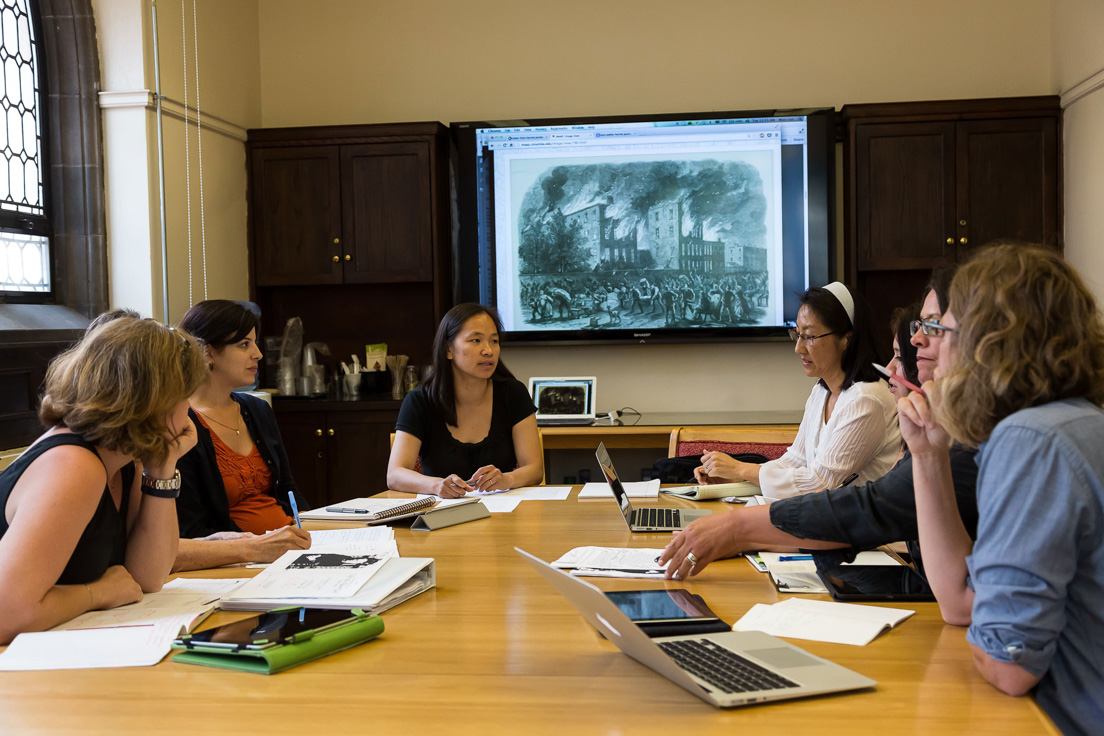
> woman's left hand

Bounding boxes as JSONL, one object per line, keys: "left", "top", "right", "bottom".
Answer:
{"left": 144, "top": 416, "right": 198, "bottom": 480}
{"left": 698, "top": 451, "right": 744, "bottom": 483}
{"left": 468, "top": 465, "right": 507, "bottom": 492}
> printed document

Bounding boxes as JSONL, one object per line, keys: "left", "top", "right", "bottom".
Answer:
{"left": 578, "top": 479, "right": 661, "bottom": 498}
{"left": 733, "top": 598, "right": 915, "bottom": 646}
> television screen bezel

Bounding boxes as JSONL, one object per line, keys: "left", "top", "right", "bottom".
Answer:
{"left": 450, "top": 107, "right": 836, "bottom": 346}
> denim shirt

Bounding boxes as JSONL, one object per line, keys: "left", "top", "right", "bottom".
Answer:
{"left": 966, "top": 398, "right": 1104, "bottom": 736}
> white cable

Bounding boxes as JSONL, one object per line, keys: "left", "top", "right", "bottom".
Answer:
{"left": 192, "top": 0, "right": 207, "bottom": 300}
{"left": 180, "top": 0, "right": 192, "bottom": 304}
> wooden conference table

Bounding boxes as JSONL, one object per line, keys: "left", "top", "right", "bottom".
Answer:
{"left": 0, "top": 490, "right": 1056, "bottom": 734}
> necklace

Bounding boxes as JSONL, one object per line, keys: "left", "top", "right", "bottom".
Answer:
{"left": 196, "top": 406, "right": 241, "bottom": 436}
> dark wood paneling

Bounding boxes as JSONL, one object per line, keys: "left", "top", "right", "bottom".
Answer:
{"left": 0, "top": 340, "right": 75, "bottom": 448}
{"left": 252, "top": 147, "right": 343, "bottom": 286}
{"left": 956, "top": 117, "right": 1060, "bottom": 250}
{"left": 325, "top": 411, "right": 397, "bottom": 503}
{"left": 272, "top": 410, "right": 327, "bottom": 508}
{"left": 855, "top": 122, "right": 956, "bottom": 271}
{"left": 341, "top": 142, "right": 433, "bottom": 283}
{"left": 857, "top": 269, "right": 933, "bottom": 339}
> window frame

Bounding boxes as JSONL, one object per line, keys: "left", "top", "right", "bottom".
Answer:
{"left": 0, "top": 0, "right": 53, "bottom": 302}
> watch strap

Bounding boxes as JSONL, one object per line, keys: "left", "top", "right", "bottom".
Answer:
{"left": 141, "top": 469, "right": 182, "bottom": 499}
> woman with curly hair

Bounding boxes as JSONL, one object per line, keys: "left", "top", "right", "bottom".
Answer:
{"left": 899, "top": 245, "right": 1104, "bottom": 735}
{"left": 0, "top": 318, "right": 207, "bottom": 643}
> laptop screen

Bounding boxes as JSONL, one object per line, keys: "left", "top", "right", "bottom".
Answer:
{"left": 529, "top": 377, "right": 596, "bottom": 421}
{"left": 595, "top": 442, "right": 634, "bottom": 522}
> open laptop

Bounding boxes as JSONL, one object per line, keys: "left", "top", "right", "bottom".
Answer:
{"left": 596, "top": 442, "right": 711, "bottom": 531}
{"left": 516, "top": 547, "right": 876, "bottom": 708}
{"left": 529, "top": 376, "right": 597, "bottom": 426}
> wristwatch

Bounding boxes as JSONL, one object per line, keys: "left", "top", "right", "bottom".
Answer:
{"left": 141, "top": 469, "right": 182, "bottom": 498}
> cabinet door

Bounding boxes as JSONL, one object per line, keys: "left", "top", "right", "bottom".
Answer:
{"left": 272, "top": 410, "right": 328, "bottom": 509}
{"left": 956, "top": 118, "right": 1060, "bottom": 252}
{"left": 854, "top": 122, "right": 957, "bottom": 270}
{"left": 340, "top": 142, "right": 434, "bottom": 283}
{"left": 325, "top": 411, "right": 398, "bottom": 504}
{"left": 252, "top": 146, "right": 343, "bottom": 285}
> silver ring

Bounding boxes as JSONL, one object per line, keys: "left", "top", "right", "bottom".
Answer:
{"left": 686, "top": 552, "right": 699, "bottom": 566}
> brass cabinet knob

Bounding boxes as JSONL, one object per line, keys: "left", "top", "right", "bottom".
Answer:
{"left": 328, "top": 428, "right": 335, "bottom": 436}
{"left": 344, "top": 254, "right": 351, "bottom": 261}
{"left": 959, "top": 219, "right": 967, "bottom": 227}
{"left": 959, "top": 237, "right": 968, "bottom": 245}
{"left": 946, "top": 237, "right": 954, "bottom": 245}
{"left": 331, "top": 255, "right": 339, "bottom": 262}
{"left": 315, "top": 429, "right": 323, "bottom": 436}
{"left": 333, "top": 238, "right": 341, "bottom": 244}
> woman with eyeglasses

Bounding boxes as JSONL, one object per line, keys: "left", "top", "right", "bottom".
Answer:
{"left": 0, "top": 318, "right": 206, "bottom": 643}
{"left": 694, "top": 282, "right": 900, "bottom": 499}
{"left": 899, "top": 246, "right": 1104, "bottom": 734}
{"left": 172, "top": 300, "right": 311, "bottom": 572}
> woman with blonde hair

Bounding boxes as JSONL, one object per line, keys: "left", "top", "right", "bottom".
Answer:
{"left": 0, "top": 318, "right": 206, "bottom": 643}
{"left": 899, "top": 245, "right": 1104, "bottom": 735}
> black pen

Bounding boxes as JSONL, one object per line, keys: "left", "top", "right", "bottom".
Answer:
{"left": 325, "top": 507, "right": 369, "bottom": 514}
{"left": 840, "top": 473, "right": 859, "bottom": 487}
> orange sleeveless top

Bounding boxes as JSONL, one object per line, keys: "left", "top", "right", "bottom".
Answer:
{"left": 196, "top": 415, "right": 293, "bottom": 534}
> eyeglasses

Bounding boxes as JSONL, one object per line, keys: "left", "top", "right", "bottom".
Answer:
{"left": 788, "top": 328, "right": 837, "bottom": 345}
{"left": 909, "top": 318, "right": 958, "bottom": 337}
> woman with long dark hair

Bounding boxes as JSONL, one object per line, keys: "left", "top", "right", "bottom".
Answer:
{"left": 388, "top": 304, "right": 543, "bottom": 497}
{"left": 694, "top": 282, "right": 900, "bottom": 498}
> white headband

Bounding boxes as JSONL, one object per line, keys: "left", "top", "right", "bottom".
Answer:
{"left": 823, "top": 281, "right": 855, "bottom": 327}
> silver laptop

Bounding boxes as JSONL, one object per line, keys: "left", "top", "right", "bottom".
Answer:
{"left": 529, "top": 376, "right": 597, "bottom": 426}
{"left": 516, "top": 548, "right": 876, "bottom": 708}
{"left": 596, "top": 442, "right": 711, "bottom": 531}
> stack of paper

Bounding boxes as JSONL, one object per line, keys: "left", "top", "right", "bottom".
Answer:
{"left": 52, "top": 577, "right": 247, "bottom": 632}
{"left": 759, "top": 550, "right": 901, "bottom": 594}
{"left": 578, "top": 479, "right": 660, "bottom": 498}
{"left": 733, "top": 598, "right": 915, "bottom": 646}
{"left": 552, "top": 546, "right": 666, "bottom": 578}
{"left": 0, "top": 624, "right": 184, "bottom": 671}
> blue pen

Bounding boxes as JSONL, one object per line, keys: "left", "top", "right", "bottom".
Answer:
{"left": 288, "top": 491, "right": 302, "bottom": 529}
{"left": 778, "top": 555, "right": 813, "bottom": 562}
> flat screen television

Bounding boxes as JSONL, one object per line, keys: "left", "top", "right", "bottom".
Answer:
{"left": 451, "top": 107, "right": 835, "bottom": 345}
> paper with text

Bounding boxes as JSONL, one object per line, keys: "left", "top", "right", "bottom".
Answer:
{"left": 733, "top": 598, "right": 915, "bottom": 646}
{"left": 578, "top": 479, "right": 661, "bottom": 498}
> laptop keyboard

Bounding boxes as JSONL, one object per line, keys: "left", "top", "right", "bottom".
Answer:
{"left": 658, "top": 639, "right": 800, "bottom": 694}
{"left": 633, "top": 507, "right": 679, "bottom": 528}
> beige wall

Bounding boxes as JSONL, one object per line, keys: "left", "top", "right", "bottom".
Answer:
{"left": 1053, "top": 0, "right": 1104, "bottom": 297}
{"left": 95, "top": 0, "right": 260, "bottom": 323}
{"left": 248, "top": 0, "right": 1057, "bottom": 412}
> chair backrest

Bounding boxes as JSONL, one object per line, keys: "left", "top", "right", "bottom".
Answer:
{"left": 667, "top": 426, "right": 795, "bottom": 460}
{"left": 389, "top": 430, "right": 546, "bottom": 484}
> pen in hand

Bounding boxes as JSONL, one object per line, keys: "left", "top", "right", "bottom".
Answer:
{"left": 872, "top": 362, "right": 926, "bottom": 397}
{"left": 288, "top": 491, "right": 302, "bottom": 529}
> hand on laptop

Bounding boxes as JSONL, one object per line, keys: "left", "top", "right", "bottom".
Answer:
{"left": 659, "top": 513, "right": 745, "bottom": 579}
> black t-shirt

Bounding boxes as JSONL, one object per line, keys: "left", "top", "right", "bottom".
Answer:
{"left": 395, "top": 378, "right": 537, "bottom": 480}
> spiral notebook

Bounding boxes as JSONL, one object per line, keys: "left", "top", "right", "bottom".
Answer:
{"left": 299, "top": 496, "right": 484, "bottom": 526}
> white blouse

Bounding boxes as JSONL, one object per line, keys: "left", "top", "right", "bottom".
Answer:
{"left": 758, "top": 380, "right": 901, "bottom": 500}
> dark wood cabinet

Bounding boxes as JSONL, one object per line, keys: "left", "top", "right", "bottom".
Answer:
{"left": 250, "top": 126, "right": 444, "bottom": 288}
{"left": 248, "top": 122, "right": 450, "bottom": 507}
{"left": 843, "top": 97, "right": 1061, "bottom": 326}
{"left": 273, "top": 402, "right": 399, "bottom": 508}
{"left": 251, "top": 146, "right": 343, "bottom": 286}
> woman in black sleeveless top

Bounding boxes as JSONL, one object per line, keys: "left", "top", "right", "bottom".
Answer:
{"left": 0, "top": 317, "right": 207, "bottom": 644}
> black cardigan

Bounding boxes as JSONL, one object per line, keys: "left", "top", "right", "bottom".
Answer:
{"left": 175, "top": 392, "right": 309, "bottom": 538}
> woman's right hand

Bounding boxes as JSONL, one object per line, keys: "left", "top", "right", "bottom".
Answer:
{"left": 898, "top": 382, "right": 952, "bottom": 456}
{"left": 90, "top": 565, "right": 143, "bottom": 610}
{"left": 245, "top": 526, "right": 311, "bottom": 563}
{"left": 696, "top": 451, "right": 743, "bottom": 483}
{"left": 436, "top": 474, "right": 474, "bottom": 498}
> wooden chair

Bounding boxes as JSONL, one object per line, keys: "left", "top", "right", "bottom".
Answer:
{"left": 667, "top": 426, "right": 795, "bottom": 460}
{"left": 389, "top": 430, "right": 546, "bottom": 484}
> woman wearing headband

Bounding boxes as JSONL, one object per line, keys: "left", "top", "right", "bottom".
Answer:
{"left": 694, "top": 281, "right": 900, "bottom": 499}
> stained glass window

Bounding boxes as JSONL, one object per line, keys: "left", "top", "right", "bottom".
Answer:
{"left": 0, "top": 0, "right": 47, "bottom": 293}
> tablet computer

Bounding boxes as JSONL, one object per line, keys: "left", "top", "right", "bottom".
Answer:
{"left": 817, "top": 564, "right": 936, "bottom": 602}
{"left": 605, "top": 589, "right": 731, "bottom": 637}
{"left": 175, "top": 607, "right": 362, "bottom": 651}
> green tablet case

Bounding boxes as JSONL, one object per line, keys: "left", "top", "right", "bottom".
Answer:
{"left": 171, "top": 609, "right": 384, "bottom": 674}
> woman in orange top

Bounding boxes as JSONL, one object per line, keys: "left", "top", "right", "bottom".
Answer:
{"left": 173, "top": 300, "right": 311, "bottom": 571}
